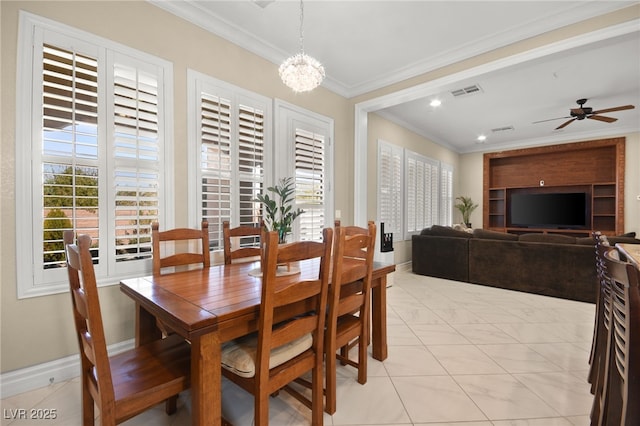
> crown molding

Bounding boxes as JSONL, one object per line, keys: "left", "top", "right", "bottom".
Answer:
{"left": 148, "top": 0, "right": 636, "bottom": 98}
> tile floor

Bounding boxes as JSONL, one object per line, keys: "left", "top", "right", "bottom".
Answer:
{"left": 1, "top": 269, "right": 596, "bottom": 425}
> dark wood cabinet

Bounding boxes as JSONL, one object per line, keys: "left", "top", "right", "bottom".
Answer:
{"left": 483, "top": 138, "right": 625, "bottom": 236}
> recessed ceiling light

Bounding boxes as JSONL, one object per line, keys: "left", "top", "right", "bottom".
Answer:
{"left": 476, "top": 135, "right": 487, "bottom": 143}
{"left": 430, "top": 99, "right": 442, "bottom": 107}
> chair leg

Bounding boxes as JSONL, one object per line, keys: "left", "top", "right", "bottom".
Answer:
{"left": 255, "top": 392, "right": 269, "bottom": 426}
{"left": 164, "top": 395, "right": 178, "bottom": 415}
{"left": 357, "top": 336, "right": 367, "bottom": 385}
{"left": 311, "top": 365, "right": 323, "bottom": 426}
{"left": 81, "top": 378, "right": 94, "bottom": 426}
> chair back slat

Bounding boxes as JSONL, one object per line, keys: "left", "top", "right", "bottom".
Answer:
{"left": 152, "top": 221, "right": 210, "bottom": 275}
{"left": 64, "top": 231, "right": 116, "bottom": 410}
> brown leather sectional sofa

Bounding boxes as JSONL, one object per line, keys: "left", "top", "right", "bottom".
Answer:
{"left": 412, "top": 225, "right": 640, "bottom": 303}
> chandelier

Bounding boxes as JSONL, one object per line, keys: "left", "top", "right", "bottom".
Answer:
{"left": 278, "top": 0, "right": 325, "bottom": 93}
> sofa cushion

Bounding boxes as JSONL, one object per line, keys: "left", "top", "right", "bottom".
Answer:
{"left": 608, "top": 236, "right": 640, "bottom": 245}
{"left": 420, "top": 225, "right": 473, "bottom": 238}
{"left": 473, "top": 228, "right": 519, "bottom": 241}
{"left": 518, "top": 233, "right": 577, "bottom": 244}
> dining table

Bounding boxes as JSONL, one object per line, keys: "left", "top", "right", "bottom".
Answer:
{"left": 120, "top": 258, "right": 395, "bottom": 426}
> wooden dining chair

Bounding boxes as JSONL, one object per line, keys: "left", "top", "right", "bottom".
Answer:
{"left": 594, "top": 249, "right": 640, "bottom": 426}
{"left": 64, "top": 231, "right": 191, "bottom": 426}
{"left": 152, "top": 220, "right": 210, "bottom": 275}
{"left": 220, "top": 228, "right": 333, "bottom": 426}
{"left": 324, "top": 220, "right": 376, "bottom": 414}
{"left": 589, "top": 232, "right": 613, "bottom": 395}
{"left": 222, "top": 220, "right": 262, "bottom": 265}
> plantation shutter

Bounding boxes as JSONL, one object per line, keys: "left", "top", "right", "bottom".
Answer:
{"left": 237, "top": 104, "right": 265, "bottom": 227}
{"left": 295, "top": 128, "right": 325, "bottom": 241}
{"left": 405, "top": 151, "right": 440, "bottom": 237}
{"left": 440, "top": 164, "right": 453, "bottom": 226}
{"left": 195, "top": 76, "right": 269, "bottom": 251}
{"left": 41, "top": 43, "right": 100, "bottom": 271}
{"left": 112, "top": 62, "right": 160, "bottom": 263}
{"left": 378, "top": 140, "right": 403, "bottom": 237}
{"left": 200, "top": 93, "right": 233, "bottom": 249}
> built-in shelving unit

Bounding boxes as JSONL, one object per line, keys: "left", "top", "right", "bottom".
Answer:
{"left": 483, "top": 138, "right": 625, "bottom": 236}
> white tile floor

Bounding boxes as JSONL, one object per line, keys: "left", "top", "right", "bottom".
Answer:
{"left": 1, "top": 269, "right": 596, "bottom": 425}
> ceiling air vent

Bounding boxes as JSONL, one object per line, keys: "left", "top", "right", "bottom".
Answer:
{"left": 450, "top": 84, "right": 483, "bottom": 97}
{"left": 491, "top": 126, "right": 515, "bottom": 133}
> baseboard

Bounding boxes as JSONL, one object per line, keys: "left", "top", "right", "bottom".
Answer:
{"left": 1, "top": 339, "right": 134, "bottom": 399}
{"left": 395, "top": 261, "right": 411, "bottom": 272}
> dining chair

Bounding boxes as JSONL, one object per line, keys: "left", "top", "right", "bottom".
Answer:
{"left": 222, "top": 220, "right": 262, "bottom": 265}
{"left": 221, "top": 228, "right": 333, "bottom": 426}
{"left": 64, "top": 231, "right": 191, "bottom": 426}
{"left": 594, "top": 249, "right": 639, "bottom": 426}
{"left": 152, "top": 220, "right": 210, "bottom": 275}
{"left": 324, "top": 220, "right": 376, "bottom": 414}
{"left": 589, "top": 232, "right": 613, "bottom": 394}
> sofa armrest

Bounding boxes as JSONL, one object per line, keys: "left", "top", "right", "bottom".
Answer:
{"left": 412, "top": 235, "right": 469, "bottom": 282}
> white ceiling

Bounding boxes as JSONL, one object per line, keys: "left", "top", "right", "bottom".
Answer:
{"left": 150, "top": 0, "right": 640, "bottom": 153}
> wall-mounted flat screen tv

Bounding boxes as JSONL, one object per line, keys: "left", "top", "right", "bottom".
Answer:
{"left": 509, "top": 192, "right": 588, "bottom": 229}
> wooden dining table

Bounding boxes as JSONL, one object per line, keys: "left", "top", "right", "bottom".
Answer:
{"left": 120, "top": 259, "right": 395, "bottom": 426}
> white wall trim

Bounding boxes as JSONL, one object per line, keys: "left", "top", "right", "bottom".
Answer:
{"left": 1, "top": 339, "right": 134, "bottom": 399}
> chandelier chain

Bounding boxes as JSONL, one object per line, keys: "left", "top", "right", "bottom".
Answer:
{"left": 298, "top": 0, "right": 305, "bottom": 53}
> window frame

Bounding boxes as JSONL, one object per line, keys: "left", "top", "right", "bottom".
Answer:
{"left": 15, "top": 12, "right": 174, "bottom": 298}
{"left": 274, "top": 100, "right": 334, "bottom": 242}
{"left": 187, "top": 69, "right": 273, "bottom": 256}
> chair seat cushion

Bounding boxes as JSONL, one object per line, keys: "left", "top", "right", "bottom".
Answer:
{"left": 221, "top": 332, "right": 313, "bottom": 378}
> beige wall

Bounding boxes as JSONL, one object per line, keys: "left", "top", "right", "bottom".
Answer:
{"left": 0, "top": 0, "right": 353, "bottom": 372}
{"left": 2, "top": 1, "right": 639, "bottom": 374}
{"left": 366, "top": 113, "right": 460, "bottom": 264}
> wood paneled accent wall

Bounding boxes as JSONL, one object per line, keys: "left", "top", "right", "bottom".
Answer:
{"left": 483, "top": 137, "right": 625, "bottom": 236}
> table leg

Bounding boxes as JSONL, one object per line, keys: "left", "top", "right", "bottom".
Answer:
{"left": 371, "top": 275, "right": 388, "bottom": 361}
{"left": 134, "top": 303, "right": 162, "bottom": 346}
{"left": 191, "top": 332, "right": 221, "bottom": 426}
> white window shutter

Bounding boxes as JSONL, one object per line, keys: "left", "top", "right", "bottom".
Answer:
{"left": 295, "top": 128, "right": 326, "bottom": 241}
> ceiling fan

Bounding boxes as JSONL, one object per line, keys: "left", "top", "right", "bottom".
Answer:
{"left": 534, "top": 98, "right": 635, "bottom": 130}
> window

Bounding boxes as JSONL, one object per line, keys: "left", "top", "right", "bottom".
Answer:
{"left": 275, "top": 101, "right": 334, "bottom": 242}
{"left": 403, "top": 150, "right": 454, "bottom": 238}
{"left": 16, "top": 13, "right": 173, "bottom": 298}
{"left": 377, "top": 140, "right": 454, "bottom": 241}
{"left": 405, "top": 151, "right": 440, "bottom": 237}
{"left": 440, "top": 163, "right": 454, "bottom": 226}
{"left": 377, "top": 140, "right": 403, "bottom": 239}
{"left": 188, "top": 71, "right": 272, "bottom": 251}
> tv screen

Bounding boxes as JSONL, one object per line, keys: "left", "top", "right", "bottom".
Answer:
{"left": 510, "top": 192, "right": 587, "bottom": 229}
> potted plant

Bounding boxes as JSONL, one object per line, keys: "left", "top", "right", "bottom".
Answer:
{"left": 454, "top": 196, "right": 478, "bottom": 228}
{"left": 254, "top": 177, "right": 304, "bottom": 243}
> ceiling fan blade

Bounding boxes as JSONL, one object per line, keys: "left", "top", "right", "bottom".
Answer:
{"left": 532, "top": 116, "right": 571, "bottom": 124}
{"left": 588, "top": 115, "right": 617, "bottom": 123}
{"left": 590, "top": 105, "right": 635, "bottom": 115}
{"left": 555, "top": 118, "right": 576, "bottom": 130}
